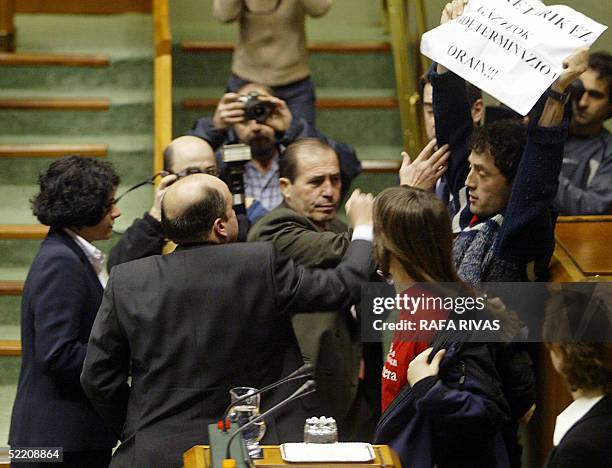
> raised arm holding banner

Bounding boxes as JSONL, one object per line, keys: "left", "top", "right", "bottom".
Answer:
{"left": 421, "top": 0, "right": 607, "bottom": 115}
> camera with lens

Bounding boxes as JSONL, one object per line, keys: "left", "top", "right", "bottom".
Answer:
{"left": 237, "top": 91, "right": 275, "bottom": 123}
{"left": 221, "top": 144, "right": 252, "bottom": 215}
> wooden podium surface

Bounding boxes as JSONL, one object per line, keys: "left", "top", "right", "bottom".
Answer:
{"left": 183, "top": 445, "right": 401, "bottom": 468}
{"left": 550, "top": 215, "right": 612, "bottom": 281}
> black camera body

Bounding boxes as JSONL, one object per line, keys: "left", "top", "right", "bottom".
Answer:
{"left": 221, "top": 144, "right": 252, "bottom": 215}
{"left": 237, "top": 91, "right": 275, "bottom": 123}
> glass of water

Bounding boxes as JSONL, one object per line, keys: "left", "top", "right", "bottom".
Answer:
{"left": 229, "top": 387, "right": 266, "bottom": 457}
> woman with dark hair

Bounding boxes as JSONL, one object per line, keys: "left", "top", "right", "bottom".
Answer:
{"left": 543, "top": 290, "right": 612, "bottom": 468}
{"left": 372, "top": 185, "right": 514, "bottom": 468}
{"left": 9, "top": 156, "right": 120, "bottom": 468}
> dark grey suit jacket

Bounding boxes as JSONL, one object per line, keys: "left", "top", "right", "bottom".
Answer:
{"left": 81, "top": 239, "right": 374, "bottom": 467}
{"left": 248, "top": 203, "right": 361, "bottom": 424}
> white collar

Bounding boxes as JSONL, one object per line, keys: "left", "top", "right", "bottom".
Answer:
{"left": 64, "top": 228, "right": 106, "bottom": 274}
{"left": 553, "top": 394, "right": 604, "bottom": 446}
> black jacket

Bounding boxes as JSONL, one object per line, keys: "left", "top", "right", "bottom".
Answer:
{"left": 9, "top": 228, "right": 116, "bottom": 450}
{"left": 374, "top": 330, "right": 512, "bottom": 468}
{"left": 544, "top": 395, "right": 612, "bottom": 468}
{"left": 81, "top": 240, "right": 374, "bottom": 467}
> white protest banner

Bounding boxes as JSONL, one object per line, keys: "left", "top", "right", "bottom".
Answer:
{"left": 420, "top": 0, "right": 607, "bottom": 115}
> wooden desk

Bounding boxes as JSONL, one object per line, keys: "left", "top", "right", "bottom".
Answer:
{"left": 183, "top": 445, "right": 401, "bottom": 468}
{"left": 550, "top": 215, "right": 612, "bottom": 281}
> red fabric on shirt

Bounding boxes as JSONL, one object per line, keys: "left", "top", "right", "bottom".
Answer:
{"left": 381, "top": 285, "right": 449, "bottom": 412}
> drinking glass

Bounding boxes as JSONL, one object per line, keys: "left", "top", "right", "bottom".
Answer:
{"left": 229, "top": 386, "right": 266, "bottom": 457}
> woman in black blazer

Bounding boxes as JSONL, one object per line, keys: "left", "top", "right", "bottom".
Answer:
{"left": 9, "top": 156, "right": 121, "bottom": 468}
{"left": 543, "top": 291, "right": 612, "bottom": 468}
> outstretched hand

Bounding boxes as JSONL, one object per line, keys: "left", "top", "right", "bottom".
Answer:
{"left": 553, "top": 47, "right": 590, "bottom": 93}
{"left": 149, "top": 173, "right": 178, "bottom": 222}
{"left": 345, "top": 189, "right": 374, "bottom": 227}
{"left": 399, "top": 139, "right": 450, "bottom": 191}
{"left": 441, "top": 0, "right": 469, "bottom": 25}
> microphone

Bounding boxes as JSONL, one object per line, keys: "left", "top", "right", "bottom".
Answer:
{"left": 220, "top": 363, "right": 313, "bottom": 431}
{"left": 224, "top": 380, "right": 317, "bottom": 462}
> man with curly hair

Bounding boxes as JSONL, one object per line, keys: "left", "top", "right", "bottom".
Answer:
{"left": 9, "top": 156, "right": 121, "bottom": 468}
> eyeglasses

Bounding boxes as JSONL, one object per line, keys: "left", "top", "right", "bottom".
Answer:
{"left": 111, "top": 167, "right": 219, "bottom": 205}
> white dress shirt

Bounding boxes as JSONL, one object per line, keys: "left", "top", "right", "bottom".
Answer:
{"left": 64, "top": 229, "right": 108, "bottom": 287}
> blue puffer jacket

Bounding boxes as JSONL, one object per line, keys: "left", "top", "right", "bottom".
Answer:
{"left": 374, "top": 334, "right": 512, "bottom": 468}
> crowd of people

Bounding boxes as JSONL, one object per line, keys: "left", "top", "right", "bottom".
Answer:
{"left": 7, "top": 1, "right": 611, "bottom": 467}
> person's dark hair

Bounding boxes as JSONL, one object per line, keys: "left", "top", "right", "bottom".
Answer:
{"left": 543, "top": 289, "right": 612, "bottom": 394}
{"left": 418, "top": 73, "right": 430, "bottom": 98}
{"left": 374, "top": 186, "right": 462, "bottom": 283}
{"left": 161, "top": 186, "right": 227, "bottom": 243}
{"left": 31, "top": 156, "right": 119, "bottom": 229}
{"left": 469, "top": 118, "right": 527, "bottom": 181}
{"left": 237, "top": 82, "right": 275, "bottom": 96}
{"left": 280, "top": 138, "right": 337, "bottom": 182}
{"left": 588, "top": 51, "right": 612, "bottom": 103}
{"left": 547, "top": 342, "right": 611, "bottom": 394}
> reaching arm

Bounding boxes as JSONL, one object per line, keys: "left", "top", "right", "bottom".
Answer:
{"left": 496, "top": 48, "right": 590, "bottom": 264}
{"left": 428, "top": 67, "right": 473, "bottom": 204}
{"left": 248, "top": 209, "right": 351, "bottom": 267}
{"left": 107, "top": 214, "right": 166, "bottom": 271}
{"left": 274, "top": 191, "right": 375, "bottom": 314}
{"left": 81, "top": 273, "right": 131, "bottom": 439}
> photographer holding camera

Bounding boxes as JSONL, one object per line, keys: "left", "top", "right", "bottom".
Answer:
{"left": 190, "top": 82, "right": 361, "bottom": 223}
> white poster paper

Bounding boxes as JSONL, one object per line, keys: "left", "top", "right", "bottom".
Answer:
{"left": 420, "top": 0, "right": 607, "bottom": 115}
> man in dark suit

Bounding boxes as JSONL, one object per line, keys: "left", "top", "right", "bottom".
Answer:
{"left": 81, "top": 174, "right": 375, "bottom": 467}
{"left": 10, "top": 156, "right": 120, "bottom": 467}
{"left": 248, "top": 138, "right": 379, "bottom": 440}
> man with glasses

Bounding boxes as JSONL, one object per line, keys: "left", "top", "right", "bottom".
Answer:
{"left": 107, "top": 136, "right": 222, "bottom": 269}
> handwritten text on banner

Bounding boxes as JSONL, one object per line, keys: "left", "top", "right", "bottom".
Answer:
{"left": 420, "top": 0, "right": 607, "bottom": 115}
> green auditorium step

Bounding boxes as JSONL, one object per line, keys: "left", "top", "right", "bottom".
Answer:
{"left": 0, "top": 89, "right": 153, "bottom": 136}
{"left": 175, "top": 86, "right": 397, "bottom": 108}
{"left": 0, "top": 297, "right": 20, "bottom": 329}
{"left": 0, "top": 135, "right": 153, "bottom": 186}
{"left": 0, "top": 56, "right": 152, "bottom": 91}
{"left": 0, "top": 184, "right": 154, "bottom": 229}
{"left": 14, "top": 14, "right": 153, "bottom": 56}
{"left": 174, "top": 46, "right": 395, "bottom": 90}
{"left": 0, "top": 358, "right": 21, "bottom": 443}
{"left": 0, "top": 327, "right": 19, "bottom": 342}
